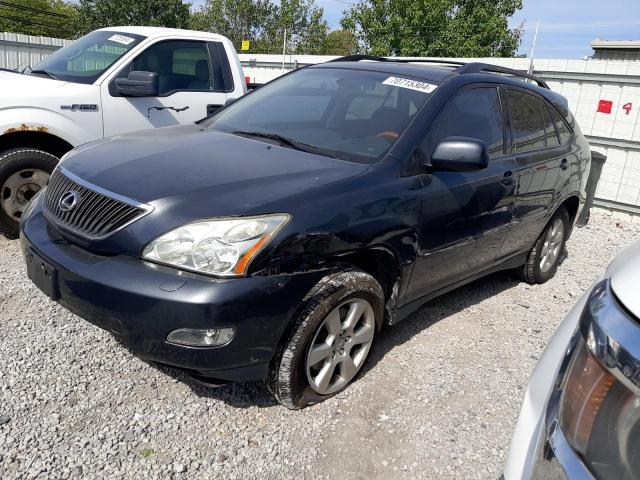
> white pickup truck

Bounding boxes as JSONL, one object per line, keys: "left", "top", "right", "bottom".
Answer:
{"left": 0, "top": 26, "right": 246, "bottom": 238}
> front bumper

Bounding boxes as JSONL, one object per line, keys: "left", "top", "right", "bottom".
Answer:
{"left": 20, "top": 202, "right": 328, "bottom": 383}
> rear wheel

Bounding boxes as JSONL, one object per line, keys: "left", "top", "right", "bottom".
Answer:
{"left": 519, "top": 207, "right": 570, "bottom": 284}
{"left": 268, "top": 270, "right": 384, "bottom": 409}
{"left": 0, "top": 149, "right": 58, "bottom": 239}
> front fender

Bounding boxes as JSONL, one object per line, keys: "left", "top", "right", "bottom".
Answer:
{"left": 0, "top": 106, "right": 101, "bottom": 147}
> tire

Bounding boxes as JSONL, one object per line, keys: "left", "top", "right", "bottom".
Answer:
{"left": 519, "top": 206, "right": 570, "bottom": 285}
{"left": 0, "top": 148, "right": 59, "bottom": 239}
{"left": 268, "top": 270, "right": 384, "bottom": 409}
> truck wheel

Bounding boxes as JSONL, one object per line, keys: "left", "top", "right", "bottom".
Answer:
{"left": 519, "top": 207, "right": 570, "bottom": 285}
{"left": 268, "top": 270, "right": 384, "bottom": 409}
{"left": 0, "top": 148, "right": 58, "bottom": 239}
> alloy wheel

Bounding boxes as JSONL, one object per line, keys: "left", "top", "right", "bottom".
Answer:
{"left": 305, "top": 297, "right": 376, "bottom": 396}
{"left": 539, "top": 218, "right": 564, "bottom": 273}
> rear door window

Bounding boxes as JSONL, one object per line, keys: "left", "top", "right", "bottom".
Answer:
{"left": 424, "top": 86, "right": 506, "bottom": 159}
{"left": 508, "top": 89, "right": 553, "bottom": 153}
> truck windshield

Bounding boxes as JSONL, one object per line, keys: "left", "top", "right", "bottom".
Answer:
{"left": 28, "top": 30, "right": 145, "bottom": 84}
{"left": 207, "top": 67, "right": 436, "bottom": 164}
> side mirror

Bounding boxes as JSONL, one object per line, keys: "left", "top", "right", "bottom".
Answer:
{"left": 115, "top": 71, "right": 159, "bottom": 97}
{"left": 429, "top": 137, "right": 489, "bottom": 172}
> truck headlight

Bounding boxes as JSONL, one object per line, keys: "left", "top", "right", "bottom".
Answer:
{"left": 559, "top": 282, "right": 640, "bottom": 479}
{"left": 142, "top": 214, "right": 289, "bottom": 277}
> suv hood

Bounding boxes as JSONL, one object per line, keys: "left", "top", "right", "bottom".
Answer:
{"left": 62, "top": 124, "right": 368, "bottom": 219}
{"left": 609, "top": 239, "right": 640, "bottom": 319}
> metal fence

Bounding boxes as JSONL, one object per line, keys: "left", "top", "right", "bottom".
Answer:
{"left": 0, "top": 32, "right": 638, "bottom": 214}
{"left": 0, "top": 32, "right": 71, "bottom": 70}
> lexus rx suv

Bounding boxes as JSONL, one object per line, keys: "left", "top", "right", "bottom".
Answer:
{"left": 20, "top": 56, "right": 590, "bottom": 409}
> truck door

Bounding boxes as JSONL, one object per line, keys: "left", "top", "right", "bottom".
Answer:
{"left": 101, "top": 39, "right": 230, "bottom": 137}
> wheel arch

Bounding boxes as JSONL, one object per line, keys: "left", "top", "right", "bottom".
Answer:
{"left": 0, "top": 130, "right": 74, "bottom": 158}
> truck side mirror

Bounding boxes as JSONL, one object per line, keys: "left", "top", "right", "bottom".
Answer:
{"left": 429, "top": 137, "right": 489, "bottom": 172}
{"left": 115, "top": 71, "right": 159, "bottom": 97}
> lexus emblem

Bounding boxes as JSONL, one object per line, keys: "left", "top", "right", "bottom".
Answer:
{"left": 58, "top": 191, "right": 80, "bottom": 212}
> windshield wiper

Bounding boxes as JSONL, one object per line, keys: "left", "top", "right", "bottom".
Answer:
{"left": 233, "top": 130, "right": 336, "bottom": 158}
{"left": 29, "top": 69, "right": 58, "bottom": 79}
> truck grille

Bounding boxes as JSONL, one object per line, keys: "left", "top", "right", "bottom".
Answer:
{"left": 43, "top": 168, "right": 150, "bottom": 240}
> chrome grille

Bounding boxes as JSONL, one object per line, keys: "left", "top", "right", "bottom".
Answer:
{"left": 44, "top": 168, "right": 150, "bottom": 240}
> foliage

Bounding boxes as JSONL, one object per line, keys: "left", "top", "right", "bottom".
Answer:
{"left": 341, "top": 0, "right": 524, "bottom": 57}
{"left": 74, "top": 0, "right": 191, "bottom": 36}
{"left": 0, "top": 0, "right": 77, "bottom": 38}
{"left": 191, "top": 0, "right": 328, "bottom": 54}
{"left": 322, "top": 29, "right": 358, "bottom": 55}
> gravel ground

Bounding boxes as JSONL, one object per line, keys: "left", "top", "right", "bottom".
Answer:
{"left": 1, "top": 213, "right": 639, "bottom": 479}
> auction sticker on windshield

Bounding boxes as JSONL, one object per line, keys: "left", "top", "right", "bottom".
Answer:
{"left": 382, "top": 76, "right": 438, "bottom": 94}
{"left": 108, "top": 34, "right": 135, "bottom": 45}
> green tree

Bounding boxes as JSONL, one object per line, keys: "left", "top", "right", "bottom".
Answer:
{"left": 75, "top": 0, "right": 191, "bottom": 36}
{"left": 192, "top": 0, "right": 328, "bottom": 54}
{"left": 0, "top": 0, "right": 77, "bottom": 38}
{"left": 341, "top": 0, "right": 523, "bottom": 57}
{"left": 322, "top": 29, "right": 358, "bottom": 55}
{"left": 190, "top": 0, "right": 275, "bottom": 52}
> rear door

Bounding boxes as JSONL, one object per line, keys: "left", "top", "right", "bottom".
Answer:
{"left": 405, "top": 84, "right": 517, "bottom": 302}
{"left": 101, "top": 39, "right": 230, "bottom": 137}
{"left": 497, "top": 88, "right": 573, "bottom": 258}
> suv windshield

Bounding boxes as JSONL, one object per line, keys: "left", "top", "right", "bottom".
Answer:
{"left": 28, "top": 30, "right": 145, "bottom": 84}
{"left": 206, "top": 67, "right": 435, "bottom": 163}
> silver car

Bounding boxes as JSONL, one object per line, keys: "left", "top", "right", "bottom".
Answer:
{"left": 504, "top": 240, "right": 640, "bottom": 479}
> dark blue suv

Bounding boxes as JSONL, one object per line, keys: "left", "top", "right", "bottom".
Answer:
{"left": 20, "top": 56, "right": 590, "bottom": 409}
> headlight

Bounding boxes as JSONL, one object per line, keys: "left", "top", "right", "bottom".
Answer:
{"left": 142, "top": 214, "right": 290, "bottom": 277}
{"left": 558, "top": 282, "right": 640, "bottom": 479}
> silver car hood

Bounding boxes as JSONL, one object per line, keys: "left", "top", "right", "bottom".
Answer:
{"left": 608, "top": 239, "right": 640, "bottom": 319}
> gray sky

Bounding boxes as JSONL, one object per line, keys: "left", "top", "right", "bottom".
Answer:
{"left": 315, "top": 0, "right": 640, "bottom": 58}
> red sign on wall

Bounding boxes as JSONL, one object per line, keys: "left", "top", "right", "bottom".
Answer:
{"left": 597, "top": 100, "right": 613, "bottom": 114}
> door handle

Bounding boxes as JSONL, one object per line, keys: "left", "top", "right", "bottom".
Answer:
{"left": 207, "top": 104, "right": 223, "bottom": 116}
{"left": 501, "top": 170, "right": 514, "bottom": 186}
{"left": 560, "top": 158, "right": 569, "bottom": 171}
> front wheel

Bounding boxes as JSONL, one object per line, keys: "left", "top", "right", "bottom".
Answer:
{"left": 0, "top": 148, "right": 59, "bottom": 239}
{"left": 519, "top": 207, "right": 570, "bottom": 284}
{"left": 268, "top": 270, "right": 384, "bottom": 409}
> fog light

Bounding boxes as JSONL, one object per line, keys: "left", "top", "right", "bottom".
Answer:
{"left": 167, "top": 328, "right": 235, "bottom": 347}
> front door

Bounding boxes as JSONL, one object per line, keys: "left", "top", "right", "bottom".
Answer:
{"left": 405, "top": 84, "right": 516, "bottom": 303}
{"left": 101, "top": 39, "right": 229, "bottom": 137}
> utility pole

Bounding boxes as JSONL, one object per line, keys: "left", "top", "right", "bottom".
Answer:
{"left": 528, "top": 18, "right": 540, "bottom": 75}
{"left": 282, "top": 28, "right": 287, "bottom": 71}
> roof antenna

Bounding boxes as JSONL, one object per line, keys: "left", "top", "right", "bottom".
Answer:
{"left": 527, "top": 18, "right": 541, "bottom": 76}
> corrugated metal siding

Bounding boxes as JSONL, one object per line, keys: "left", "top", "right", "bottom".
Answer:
{"left": 0, "top": 32, "right": 71, "bottom": 70}
{"left": 593, "top": 49, "right": 640, "bottom": 61}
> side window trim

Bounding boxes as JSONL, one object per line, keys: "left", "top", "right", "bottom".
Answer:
{"left": 109, "top": 39, "right": 212, "bottom": 98}
{"left": 423, "top": 82, "right": 510, "bottom": 161}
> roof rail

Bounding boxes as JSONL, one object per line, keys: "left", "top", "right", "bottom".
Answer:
{"left": 328, "top": 55, "right": 466, "bottom": 68}
{"left": 327, "top": 56, "right": 550, "bottom": 90}
{"left": 456, "top": 62, "right": 549, "bottom": 89}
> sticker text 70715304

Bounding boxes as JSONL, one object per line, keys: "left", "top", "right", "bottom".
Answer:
{"left": 382, "top": 76, "right": 439, "bottom": 94}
